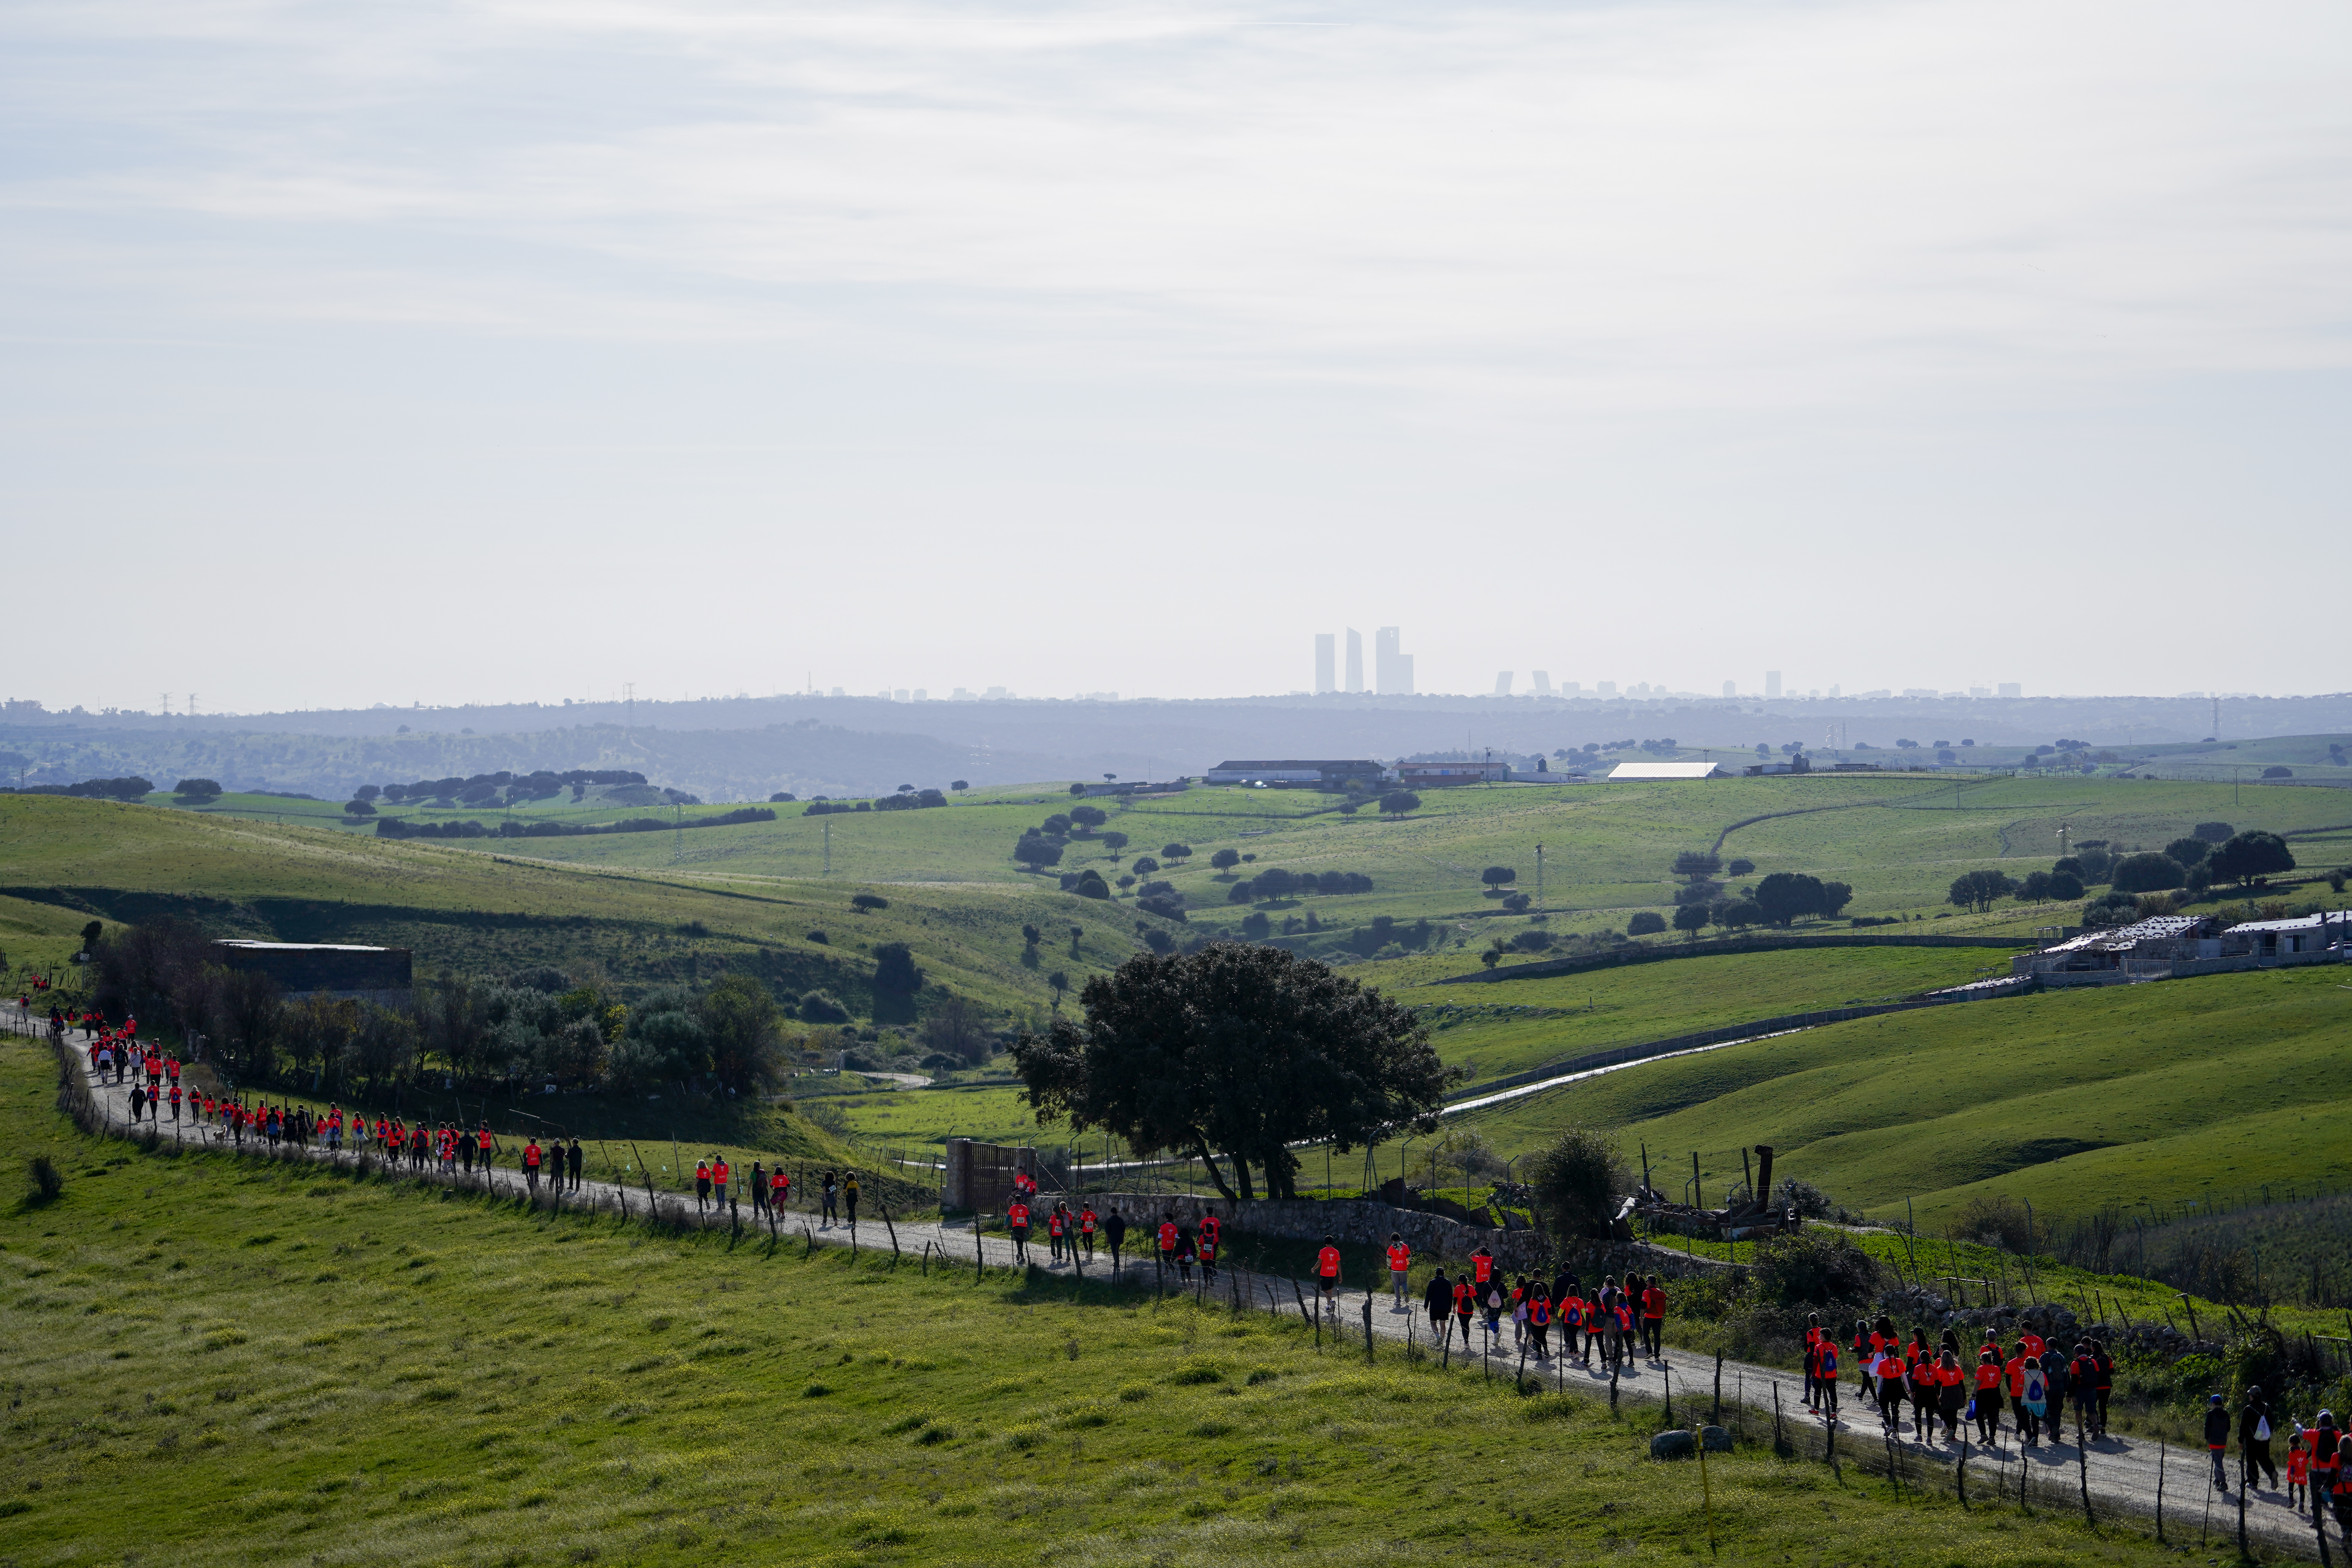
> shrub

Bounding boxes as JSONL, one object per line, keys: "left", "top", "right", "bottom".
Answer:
{"left": 1751, "top": 1230, "right": 1881, "bottom": 1308}
{"left": 1526, "top": 1126, "right": 1630, "bottom": 1240}
{"left": 851, "top": 893, "right": 889, "bottom": 913}
{"left": 797, "top": 990, "right": 852, "bottom": 1024}
{"left": 1626, "top": 911, "right": 1666, "bottom": 936}
{"left": 1726, "top": 858, "right": 1755, "bottom": 877}
{"left": 1952, "top": 1194, "right": 2040, "bottom": 1252}
{"left": 28, "top": 1154, "right": 62, "bottom": 1201}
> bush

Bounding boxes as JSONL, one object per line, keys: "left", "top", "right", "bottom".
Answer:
{"left": 798, "top": 990, "right": 852, "bottom": 1025}
{"left": 1952, "top": 1194, "right": 2040, "bottom": 1252}
{"left": 27, "top": 1154, "right": 62, "bottom": 1201}
{"left": 1726, "top": 858, "right": 1755, "bottom": 877}
{"left": 1626, "top": 911, "right": 1666, "bottom": 936}
{"left": 851, "top": 893, "right": 889, "bottom": 913}
{"left": 1526, "top": 1127, "right": 1630, "bottom": 1240}
{"left": 1751, "top": 1230, "right": 1881, "bottom": 1308}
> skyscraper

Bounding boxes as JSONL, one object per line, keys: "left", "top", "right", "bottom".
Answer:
{"left": 1375, "top": 627, "right": 1414, "bottom": 695}
{"left": 1492, "top": 671, "right": 1513, "bottom": 697}
{"left": 1531, "top": 670, "right": 1552, "bottom": 696}
{"left": 1345, "top": 629, "right": 1364, "bottom": 693}
{"left": 1765, "top": 670, "right": 1782, "bottom": 699}
{"left": 1314, "top": 633, "right": 1336, "bottom": 694}
{"left": 1722, "top": 680, "right": 1736, "bottom": 699}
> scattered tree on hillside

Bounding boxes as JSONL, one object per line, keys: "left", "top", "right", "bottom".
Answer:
{"left": 1046, "top": 970, "right": 1071, "bottom": 1011}
{"left": 920, "top": 994, "right": 991, "bottom": 1064}
{"left": 1726, "top": 858, "right": 1755, "bottom": 877}
{"left": 2164, "top": 837, "right": 2211, "bottom": 867}
{"left": 1101, "top": 831, "right": 1129, "bottom": 856}
{"left": 1252, "top": 867, "right": 1296, "bottom": 901}
{"left": 2208, "top": 830, "right": 2295, "bottom": 887}
{"left": 2264, "top": 766, "right": 2294, "bottom": 779}
{"left": 1161, "top": 843, "right": 1193, "bottom": 864}
{"left": 2111, "top": 852, "right": 2186, "bottom": 893}
{"left": 1014, "top": 834, "right": 1065, "bottom": 871}
{"left": 1627, "top": 911, "right": 1667, "bottom": 936}
{"left": 1010, "top": 944, "right": 1461, "bottom": 1201}
{"left": 1069, "top": 782, "right": 1087, "bottom": 796}
{"left": 1480, "top": 866, "right": 1517, "bottom": 890}
{"left": 172, "top": 778, "right": 221, "bottom": 802}
{"left": 851, "top": 892, "right": 890, "bottom": 913}
{"left": 1753, "top": 872, "right": 1852, "bottom": 925}
{"left": 1131, "top": 856, "right": 1160, "bottom": 875}
{"left": 1069, "top": 805, "right": 1109, "bottom": 833}
{"left": 1672, "top": 904, "right": 1711, "bottom": 941}
{"left": 1671, "top": 851, "right": 1721, "bottom": 877}
{"left": 1379, "top": 790, "right": 1421, "bottom": 819}
{"left": 951, "top": 780, "right": 969, "bottom": 791}
{"left": 1947, "top": 868, "right": 2017, "bottom": 912}
{"left": 343, "top": 798, "right": 377, "bottom": 816}
{"left": 1210, "top": 848, "right": 1243, "bottom": 873}
{"left": 871, "top": 942, "right": 924, "bottom": 995}
{"left": 1041, "top": 813, "right": 1073, "bottom": 837}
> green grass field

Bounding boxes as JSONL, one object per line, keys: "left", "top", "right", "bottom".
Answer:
{"left": 1456, "top": 965, "right": 2352, "bottom": 1229}
{"left": 0, "top": 1036, "right": 2198, "bottom": 1568}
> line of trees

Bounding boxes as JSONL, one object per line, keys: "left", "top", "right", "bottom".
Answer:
{"left": 376, "top": 807, "right": 775, "bottom": 841}
{"left": 86, "top": 918, "right": 800, "bottom": 1099}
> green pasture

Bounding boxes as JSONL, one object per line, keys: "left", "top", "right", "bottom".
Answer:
{"left": 1457, "top": 965, "right": 2352, "bottom": 1227}
{"left": 0, "top": 795, "right": 1166, "bottom": 1027}
{"left": 1394, "top": 946, "right": 2008, "bottom": 1089}
{"left": 0, "top": 1037, "right": 2200, "bottom": 1568}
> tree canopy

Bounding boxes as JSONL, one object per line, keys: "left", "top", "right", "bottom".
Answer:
{"left": 1379, "top": 791, "right": 1421, "bottom": 818}
{"left": 2110, "top": 852, "right": 2185, "bottom": 893}
{"left": 1009, "top": 944, "right": 1461, "bottom": 1201}
{"left": 1947, "top": 869, "right": 2016, "bottom": 912}
{"left": 1753, "top": 871, "right": 1850, "bottom": 925}
{"left": 2208, "top": 830, "right": 2294, "bottom": 886}
{"left": 1480, "top": 866, "right": 1517, "bottom": 889}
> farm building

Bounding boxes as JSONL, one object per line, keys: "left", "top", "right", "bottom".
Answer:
{"left": 1391, "top": 760, "right": 1512, "bottom": 786}
{"left": 1203, "top": 759, "right": 1385, "bottom": 787}
{"left": 211, "top": 941, "right": 414, "bottom": 1004}
{"left": 1605, "top": 761, "right": 1729, "bottom": 781}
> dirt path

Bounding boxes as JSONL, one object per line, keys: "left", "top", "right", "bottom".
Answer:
{"left": 39, "top": 1019, "right": 2330, "bottom": 1560}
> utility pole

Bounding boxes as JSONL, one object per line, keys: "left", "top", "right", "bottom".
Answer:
{"left": 1534, "top": 843, "right": 1544, "bottom": 915}
{"left": 823, "top": 817, "right": 831, "bottom": 876}
{"left": 186, "top": 693, "right": 198, "bottom": 717}
{"left": 159, "top": 692, "right": 171, "bottom": 717}
{"left": 672, "top": 802, "right": 684, "bottom": 863}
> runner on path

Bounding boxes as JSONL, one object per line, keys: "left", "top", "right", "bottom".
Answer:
{"left": 1103, "top": 1207, "right": 1126, "bottom": 1274}
{"left": 1007, "top": 1198, "right": 1032, "bottom": 1263}
{"left": 1385, "top": 1234, "right": 1411, "bottom": 1308}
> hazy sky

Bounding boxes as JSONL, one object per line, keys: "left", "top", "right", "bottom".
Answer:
{"left": 6, "top": 0, "right": 2348, "bottom": 715}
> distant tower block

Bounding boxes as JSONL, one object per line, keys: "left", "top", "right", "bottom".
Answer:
{"left": 1722, "top": 680, "right": 1736, "bottom": 699}
{"left": 1531, "top": 670, "right": 1552, "bottom": 696}
{"left": 1493, "top": 671, "right": 1513, "bottom": 697}
{"left": 1998, "top": 682, "right": 2022, "bottom": 699}
{"left": 1765, "top": 671, "right": 1782, "bottom": 699}
{"left": 1375, "top": 627, "right": 1414, "bottom": 696}
{"left": 1315, "top": 633, "right": 1336, "bottom": 695}
{"left": 1345, "top": 628, "right": 1365, "bottom": 694}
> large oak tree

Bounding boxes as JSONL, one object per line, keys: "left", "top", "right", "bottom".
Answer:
{"left": 1010, "top": 943, "right": 1461, "bottom": 1201}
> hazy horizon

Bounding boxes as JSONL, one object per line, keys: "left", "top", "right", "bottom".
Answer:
{"left": 7, "top": 0, "right": 2347, "bottom": 716}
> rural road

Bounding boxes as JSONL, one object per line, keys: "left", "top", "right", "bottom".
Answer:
{"left": 40, "top": 1021, "right": 2331, "bottom": 1561}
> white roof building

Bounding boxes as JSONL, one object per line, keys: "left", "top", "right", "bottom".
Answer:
{"left": 1606, "top": 761, "right": 1730, "bottom": 781}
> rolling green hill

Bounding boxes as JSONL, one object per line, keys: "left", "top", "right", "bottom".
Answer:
{"left": 1457, "top": 964, "right": 2352, "bottom": 1229}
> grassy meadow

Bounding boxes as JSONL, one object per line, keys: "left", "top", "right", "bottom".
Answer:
{"left": 1454, "top": 964, "right": 2352, "bottom": 1227}
{"left": 0, "top": 1034, "right": 2202, "bottom": 1568}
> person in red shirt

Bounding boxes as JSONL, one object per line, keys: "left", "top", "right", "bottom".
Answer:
{"left": 1385, "top": 1234, "right": 1412, "bottom": 1308}
{"left": 1452, "top": 1274, "right": 1475, "bottom": 1345}
{"left": 1971, "top": 1349, "right": 2004, "bottom": 1443}
{"left": 524, "top": 1140, "right": 546, "bottom": 1192}
{"left": 167, "top": 1083, "right": 181, "bottom": 1123}
{"left": 770, "top": 1166, "right": 791, "bottom": 1213}
{"left": 1640, "top": 1275, "right": 1667, "bottom": 1359}
{"left": 1007, "top": 1199, "right": 1033, "bottom": 1263}
{"left": 1047, "top": 1201, "right": 1068, "bottom": 1263}
{"left": 1196, "top": 1226, "right": 1218, "bottom": 1285}
{"left": 1316, "top": 1235, "right": 1342, "bottom": 1307}
{"left": 2289, "top": 1433, "right": 2311, "bottom": 1514}
{"left": 1157, "top": 1213, "right": 1180, "bottom": 1272}
{"left": 712, "top": 1156, "right": 731, "bottom": 1209}
{"left": 1077, "top": 1204, "right": 1098, "bottom": 1261}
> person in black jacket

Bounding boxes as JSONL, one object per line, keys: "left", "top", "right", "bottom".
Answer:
{"left": 2242, "top": 1386, "right": 2278, "bottom": 1490}
{"left": 1424, "top": 1269, "right": 1453, "bottom": 1341}
{"left": 2205, "top": 1395, "right": 2234, "bottom": 1493}
{"left": 1103, "top": 1208, "right": 1127, "bottom": 1276}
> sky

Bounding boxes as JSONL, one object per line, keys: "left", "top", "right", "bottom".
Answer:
{"left": 4, "top": 0, "right": 2348, "bottom": 715}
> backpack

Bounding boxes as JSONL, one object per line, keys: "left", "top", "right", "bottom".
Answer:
{"left": 2022, "top": 1367, "right": 2047, "bottom": 1416}
{"left": 1820, "top": 1346, "right": 1839, "bottom": 1376}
